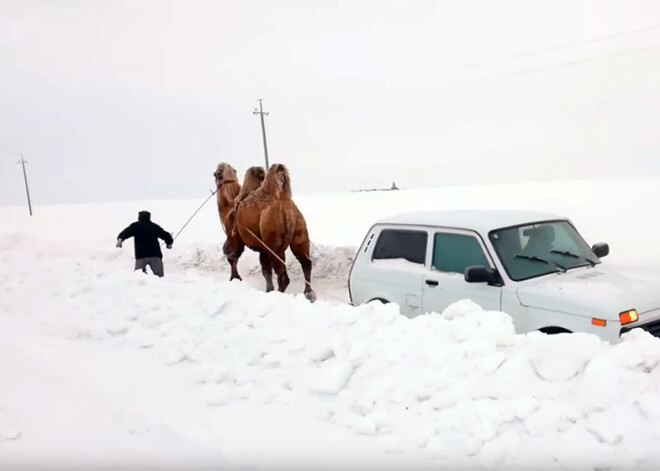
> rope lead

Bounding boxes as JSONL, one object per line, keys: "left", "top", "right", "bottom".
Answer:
{"left": 161, "top": 189, "right": 217, "bottom": 246}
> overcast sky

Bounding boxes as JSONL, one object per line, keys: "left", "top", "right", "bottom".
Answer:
{"left": 1, "top": 0, "right": 660, "bottom": 205}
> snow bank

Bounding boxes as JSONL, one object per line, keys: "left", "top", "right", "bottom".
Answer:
{"left": 3, "top": 250, "right": 660, "bottom": 469}
{"left": 171, "top": 241, "right": 356, "bottom": 283}
{"left": 3, "top": 177, "right": 660, "bottom": 468}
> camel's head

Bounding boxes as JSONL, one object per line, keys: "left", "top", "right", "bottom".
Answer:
{"left": 266, "top": 163, "right": 291, "bottom": 196}
{"left": 214, "top": 163, "right": 238, "bottom": 186}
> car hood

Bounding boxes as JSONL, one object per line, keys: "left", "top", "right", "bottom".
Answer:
{"left": 516, "top": 264, "right": 660, "bottom": 321}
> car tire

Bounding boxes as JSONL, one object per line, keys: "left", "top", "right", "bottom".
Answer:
{"left": 539, "top": 326, "right": 572, "bottom": 335}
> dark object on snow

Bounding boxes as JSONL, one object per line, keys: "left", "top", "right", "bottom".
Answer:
{"left": 134, "top": 256, "right": 165, "bottom": 277}
{"left": 352, "top": 184, "right": 403, "bottom": 192}
{"left": 116, "top": 211, "right": 174, "bottom": 277}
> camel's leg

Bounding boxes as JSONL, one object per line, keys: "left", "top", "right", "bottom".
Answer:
{"left": 223, "top": 236, "right": 244, "bottom": 281}
{"left": 258, "top": 209, "right": 289, "bottom": 293}
{"left": 290, "top": 234, "right": 316, "bottom": 303}
{"left": 269, "top": 250, "right": 290, "bottom": 293}
{"left": 259, "top": 251, "right": 275, "bottom": 292}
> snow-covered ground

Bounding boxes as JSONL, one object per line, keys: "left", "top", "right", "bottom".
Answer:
{"left": 3, "top": 177, "right": 660, "bottom": 469}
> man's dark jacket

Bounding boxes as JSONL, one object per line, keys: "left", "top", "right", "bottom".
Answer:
{"left": 117, "top": 211, "right": 173, "bottom": 259}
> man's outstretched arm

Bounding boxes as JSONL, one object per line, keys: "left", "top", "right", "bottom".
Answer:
{"left": 116, "top": 223, "right": 136, "bottom": 247}
{"left": 157, "top": 225, "right": 174, "bottom": 248}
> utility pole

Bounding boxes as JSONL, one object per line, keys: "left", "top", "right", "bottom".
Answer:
{"left": 16, "top": 154, "right": 33, "bottom": 216}
{"left": 253, "top": 98, "right": 270, "bottom": 168}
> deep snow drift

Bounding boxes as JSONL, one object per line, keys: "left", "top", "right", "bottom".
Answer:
{"left": 3, "top": 177, "right": 660, "bottom": 470}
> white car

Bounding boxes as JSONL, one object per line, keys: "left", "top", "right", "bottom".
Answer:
{"left": 348, "top": 210, "right": 660, "bottom": 343}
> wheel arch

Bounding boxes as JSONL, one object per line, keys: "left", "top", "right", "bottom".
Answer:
{"left": 368, "top": 297, "right": 390, "bottom": 304}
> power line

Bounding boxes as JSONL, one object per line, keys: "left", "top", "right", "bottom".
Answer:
{"left": 466, "top": 22, "right": 660, "bottom": 69}
{"left": 491, "top": 41, "right": 660, "bottom": 79}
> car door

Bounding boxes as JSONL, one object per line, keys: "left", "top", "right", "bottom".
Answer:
{"left": 366, "top": 226, "right": 428, "bottom": 317}
{"left": 422, "top": 228, "right": 502, "bottom": 314}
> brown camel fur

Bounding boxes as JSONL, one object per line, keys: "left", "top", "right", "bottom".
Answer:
{"left": 226, "top": 165, "right": 266, "bottom": 242}
{"left": 214, "top": 162, "right": 243, "bottom": 280}
{"left": 233, "top": 163, "right": 316, "bottom": 302}
{"left": 236, "top": 166, "right": 266, "bottom": 205}
{"left": 214, "top": 163, "right": 240, "bottom": 232}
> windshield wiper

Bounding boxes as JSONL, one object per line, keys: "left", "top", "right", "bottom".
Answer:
{"left": 550, "top": 249, "right": 597, "bottom": 267}
{"left": 514, "top": 254, "right": 567, "bottom": 272}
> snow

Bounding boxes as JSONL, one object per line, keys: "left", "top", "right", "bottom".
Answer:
{"left": 3, "top": 177, "right": 660, "bottom": 469}
{"left": 371, "top": 257, "right": 427, "bottom": 272}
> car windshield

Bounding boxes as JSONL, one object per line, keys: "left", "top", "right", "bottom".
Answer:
{"left": 489, "top": 220, "right": 600, "bottom": 281}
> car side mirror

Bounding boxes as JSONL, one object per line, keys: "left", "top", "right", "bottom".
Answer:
{"left": 465, "top": 265, "right": 499, "bottom": 284}
{"left": 592, "top": 242, "right": 609, "bottom": 258}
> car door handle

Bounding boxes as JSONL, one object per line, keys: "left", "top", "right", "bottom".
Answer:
{"left": 425, "top": 279, "right": 439, "bottom": 287}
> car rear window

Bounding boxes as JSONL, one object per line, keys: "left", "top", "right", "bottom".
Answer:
{"left": 372, "top": 229, "right": 427, "bottom": 265}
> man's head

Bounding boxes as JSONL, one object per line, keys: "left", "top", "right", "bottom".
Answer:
{"left": 534, "top": 224, "right": 555, "bottom": 244}
{"left": 138, "top": 210, "right": 151, "bottom": 222}
{"left": 524, "top": 224, "right": 555, "bottom": 254}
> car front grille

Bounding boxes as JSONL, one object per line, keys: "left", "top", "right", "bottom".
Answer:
{"left": 621, "top": 318, "right": 660, "bottom": 338}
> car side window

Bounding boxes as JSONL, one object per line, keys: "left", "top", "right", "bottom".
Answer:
{"left": 432, "top": 232, "right": 489, "bottom": 274}
{"left": 372, "top": 229, "right": 427, "bottom": 264}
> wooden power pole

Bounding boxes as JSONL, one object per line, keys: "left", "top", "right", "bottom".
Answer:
{"left": 253, "top": 99, "right": 270, "bottom": 169}
{"left": 17, "top": 154, "right": 33, "bottom": 216}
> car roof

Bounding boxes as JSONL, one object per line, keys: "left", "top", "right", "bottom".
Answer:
{"left": 376, "top": 209, "right": 566, "bottom": 234}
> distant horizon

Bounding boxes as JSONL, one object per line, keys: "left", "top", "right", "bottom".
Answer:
{"left": 4, "top": 172, "right": 660, "bottom": 210}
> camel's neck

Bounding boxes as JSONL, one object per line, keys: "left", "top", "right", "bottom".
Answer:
{"left": 217, "top": 179, "right": 239, "bottom": 190}
{"left": 218, "top": 182, "right": 240, "bottom": 208}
